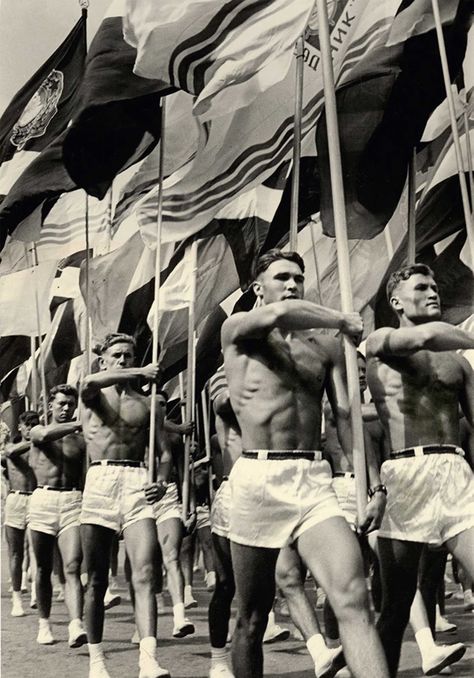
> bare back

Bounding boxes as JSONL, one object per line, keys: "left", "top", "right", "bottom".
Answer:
{"left": 367, "top": 348, "right": 465, "bottom": 454}
{"left": 82, "top": 386, "right": 151, "bottom": 462}
{"left": 5, "top": 452, "right": 37, "bottom": 492}
{"left": 30, "top": 433, "right": 85, "bottom": 488}
{"left": 224, "top": 330, "right": 337, "bottom": 451}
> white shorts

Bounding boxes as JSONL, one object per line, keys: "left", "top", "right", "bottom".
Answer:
{"left": 81, "top": 463, "right": 154, "bottom": 533}
{"left": 154, "top": 482, "right": 182, "bottom": 525}
{"left": 196, "top": 504, "right": 211, "bottom": 531}
{"left": 28, "top": 487, "right": 82, "bottom": 537}
{"left": 211, "top": 480, "right": 231, "bottom": 538}
{"left": 378, "top": 451, "right": 474, "bottom": 546}
{"left": 229, "top": 455, "right": 344, "bottom": 548}
{"left": 4, "top": 491, "right": 31, "bottom": 530}
{"left": 332, "top": 474, "right": 357, "bottom": 529}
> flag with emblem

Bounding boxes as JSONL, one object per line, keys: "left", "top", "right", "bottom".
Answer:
{"left": 0, "top": 15, "right": 86, "bottom": 205}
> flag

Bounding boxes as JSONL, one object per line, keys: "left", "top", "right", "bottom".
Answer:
{"left": 316, "top": 0, "right": 472, "bottom": 239}
{"left": 0, "top": 261, "right": 57, "bottom": 337}
{"left": 386, "top": 0, "right": 460, "bottom": 46}
{"left": 0, "top": 15, "right": 86, "bottom": 202}
{"left": 131, "top": 0, "right": 400, "bottom": 246}
{"left": 124, "top": 0, "right": 317, "bottom": 121}
{"left": 62, "top": 0, "right": 173, "bottom": 199}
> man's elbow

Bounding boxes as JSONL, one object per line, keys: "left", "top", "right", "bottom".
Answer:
{"left": 30, "top": 428, "right": 46, "bottom": 445}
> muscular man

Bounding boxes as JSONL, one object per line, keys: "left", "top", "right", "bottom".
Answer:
{"left": 2, "top": 411, "right": 38, "bottom": 618}
{"left": 366, "top": 263, "right": 474, "bottom": 677}
{"left": 221, "top": 249, "right": 389, "bottom": 678}
{"left": 29, "top": 385, "right": 86, "bottom": 648}
{"left": 80, "top": 333, "right": 171, "bottom": 678}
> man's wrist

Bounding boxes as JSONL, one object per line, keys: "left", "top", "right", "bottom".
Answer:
{"left": 368, "top": 484, "right": 387, "bottom": 499}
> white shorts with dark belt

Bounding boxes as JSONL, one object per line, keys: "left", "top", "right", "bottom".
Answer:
{"left": 4, "top": 491, "right": 32, "bottom": 530}
{"left": 211, "top": 480, "right": 231, "bottom": 538}
{"left": 81, "top": 460, "right": 154, "bottom": 533}
{"left": 154, "top": 482, "right": 182, "bottom": 525}
{"left": 378, "top": 445, "right": 474, "bottom": 546}
{"left": 28, "top": 486, "right": 82, "bottom": 536}
{"left": 332, "top": 473, "right": 357, "bottom": 529}
{"left": 229, "top": 451, "right": 344, "bottom": 549}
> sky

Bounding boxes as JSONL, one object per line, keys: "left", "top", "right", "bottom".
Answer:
{"left": 0, "top": 0, "right": 110, "bottom": 116}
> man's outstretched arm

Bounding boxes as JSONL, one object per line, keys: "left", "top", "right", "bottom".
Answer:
{"left": 368, "top": 324, "right": 474, "bottom": 358}
{"left": 221, "top": 301, "right": 362, "bottom": 345}
{"left": 81, "top": 364, "right": 160, "bottom": 401}
{"left": 30, "top": 421, "right": 82, "bottom": 445}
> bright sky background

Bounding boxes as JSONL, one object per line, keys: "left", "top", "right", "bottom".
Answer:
{"left": 0, "top": 0, "right": 111, "bottom": 116}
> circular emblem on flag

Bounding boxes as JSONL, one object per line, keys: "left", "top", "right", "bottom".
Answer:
{"left": 10, "top": 69, "right": 64, "bottom": 150}
{"left": 305, "top": 0, "right": 341, "bottom": 39}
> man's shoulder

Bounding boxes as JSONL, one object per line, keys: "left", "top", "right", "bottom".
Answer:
{"left": 366, "top": 327, "right": 393, "bottom": 357}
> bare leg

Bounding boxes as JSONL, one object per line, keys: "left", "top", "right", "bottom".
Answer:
{"left": 58, "top": 526, "right": 83, "bottom": 621}
{"left": 446, "top": 526, "right": 474, "bottom": 580}
{"left": 418, "top": 546, "right": 448, "bottom": 635}
{"left": 123, "top": 518, "right": 159, "bottom": 640}
{"left": 209, "top": 533, "right": 235, "bottom": 648}
{"left": 297, "top": 517, "right": 389, "bottom": 678}
{"left": 5, "top": 526, "right": 25, "bottom": 592}
{"left": 230, "top": 541, "right": 278, "bottom": 678}
{"left": 30, "top": 529, "right": 55, "bottom": 619}
{"left": 197, "top": 525, "right": 215, "bottom": 574}
{"left": 377, "top": 537, "right": 423, "bottom": 677}
{"left": 181, "top": 531, "right": 196, "bottom": 588}
{"left": 157, "top": 518, "right": 184, "bottom": 607}
{"left": 81, "top": 523, "right": 114, "bottom": 643}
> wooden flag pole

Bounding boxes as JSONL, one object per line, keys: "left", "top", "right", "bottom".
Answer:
{"left": 84, "top": 193, "right": 93, "bottom": 373}
{"left": 289, "top": 34, "right": 305, "bottom": 251}
{"left": 463, "top": 107, "right": 474, "bottom": 210}
{"left": 182, "top": 240, "right": 198, "bottom": 521}
{"left": 407, "top": 149, "right": 417, "bottom": 264}
{"left": 148, "top": 99, "right": 167, "bottom": 482}
{"left": 315, "top": 0, "right": 367, "bottom": 521}
{"left": 431, "top": 0, "right": 474, "bottom": 264}
{"left": 31, "top": 243, "right": 49, "bottom": 423}
{"left": 24, "top": 245, "right": 39, "bottom": 410}
{"left": 309, "top": 218, "right": 323, "bottom": 303}
{"left": 201, "top": 388, "right": 214, "bottom": 503}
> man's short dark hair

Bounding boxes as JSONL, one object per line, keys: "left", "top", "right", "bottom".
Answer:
{"left": 49, "top": 384, "right": 78, "bottom": 404}
{"left": 19, "top": 410, "right": 40, "bottom": 426}
{"left": 254, "top": 249, "right": 305, "bottom": 279}
{"left": 386, "top": 264, "right": 434, "bottom": 302}
{"left": 95, "top": 333, "right": 137, "bottom": 356}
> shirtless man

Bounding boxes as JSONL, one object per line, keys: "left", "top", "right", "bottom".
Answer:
{"left": 2, "top": 410, "right": 38, "bottom": 618}
{"left": 366, "top": 263, "right": 474, "bottom": 677}
{"left": 80, "top": 333, "right": 172, "bottom": 678}
{"left": 221, "top": 249, "right": 389, "bottom": 678}
{"left": 28, "top": 385, "right": 86, "bottom": 648}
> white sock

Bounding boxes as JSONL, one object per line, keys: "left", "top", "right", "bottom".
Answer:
{"left": 12, "top": 591, "right": 22, "bottom": 605}
{"left": 306, "top": 633, "right": 328, "bottom": 663}
{"left": 88, "top": 643, "right": 105, "bottom": 663}
{"left": 464, "top": 590, "right": 473, "bottom": 603}
{"left": 39, "top": 617, "right": 50, "bottom": 629}
{"left": 267, "top": 610, "right": 276, "bottom": 628}
{"left": 415, "top": 628, "right": 436, "bottom": 658}
{"left": 184, "top": 585, "right": 193, "bottom": 597}
{"left": 211, "top": 646, "right": 228, "bottom": 667}
{"left": 69, "top": 617, "right": 82, "bottom": 627}
{"left": 139, "top": 636, "right": 157, "bottom": 663}
{"left": 173, "top": 602, "right": 186, "bottom": 624}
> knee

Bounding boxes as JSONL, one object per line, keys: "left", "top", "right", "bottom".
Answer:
{"left": 276, "top": 563, "right": 303, "bottom": 595}
{"left": 63, "top": 557, "right": 81, "bottom": 577}
{"left": 131, "top": 561, "right": 156, "bottom": 589}
{"left": 329, "top": 576, "right": 369, "bottom": 619}
{"left": 163, "top": 547, "right": 180, "bottom": 570}
{"left": 215, "top": 576, "right": 235, "bottom": 602}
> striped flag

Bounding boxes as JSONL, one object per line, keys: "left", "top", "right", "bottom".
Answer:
{"left": 124, "top": 0, "right": 317, "bottom": 121}
{"left": 131, "top": 0, "right": 400, "bottom": 246}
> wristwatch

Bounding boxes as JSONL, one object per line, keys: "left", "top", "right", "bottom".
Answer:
{"left": 368, "top": 484, "right": 387, "bottom": 498}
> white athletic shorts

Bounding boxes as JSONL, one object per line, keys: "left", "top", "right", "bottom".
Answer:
{"left": 154, "top": 482, "right": 182, "bottom": 525}
{"left": 332, "top": 474, "right": 357, "bottom": 529}
{"left": 229, "top": 454, "right": 344, "bottom": 548}
{"left": 28, "top": 487, "right": 82, "bottom": 536}
{"left": 378, "top": 449, "right": 474, "bottom": 546}
{"left": 211, "top": 480, "right": 231, "bottom": 538}
{"left": 4, "top": 491, "right": 31, "bottom": 530}
{"left": 81, "top": 463, "right": 154, "bottom": 533}
{"left": 196, "top": 504, "right": 211, "bottom": 531}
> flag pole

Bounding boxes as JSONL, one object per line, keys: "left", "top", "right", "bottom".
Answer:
{"left": 407, "top": 149, "right": 417, "bottom": 264}
{"left": 148, "top": 99, "right": 167, "bottom": 483}
{"left": 24, "top": 244, "right": 39, "bottom": 409}
{"left": 201, "top": 387, "right": 214, "bottom": 503}
{"left": 309, "top": 218, "right": 323, "bottom": 303}
{"left": 431, "top": 0, "right": 474, "bottom": 264}
{"left": 315, "top": 0, "right": 367, "bottom": 521}
{"left": 84, "top": 193, "right": 93, "bottom": 373}
{"left": 31, "top": 243, "right": 49, "bottom": 423}
{"left": 463, "top": 107, "right": 474, "bottom": 210}
{"left": 289, "top": 35, "right": 305, "bottom": 251}
{"left": 182, "top": 240, "right": 198, "bottom": 521}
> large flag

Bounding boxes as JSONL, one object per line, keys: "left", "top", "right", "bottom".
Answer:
{"left": 62, "top": 0, "right": 173, "bottom": 199}
{"left": 124, "top": 0, "right": 317, "bottom": 121}
{"left": 130, "top": 0, "right": 401, "bottom": 246}
{"left": 0, "top": 261, "right": 57, "bottom": 337}
{"left": 0, "top": 15, "right": 86, "bottom": 203}
{"left": 317, "top": 0, "right": 472, "bottom": 239}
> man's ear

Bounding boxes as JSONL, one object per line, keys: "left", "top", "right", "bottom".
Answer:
{"left": 252, "top": 279, "right": 263, "bottom": 299}
{"left": 99, "top": 356, "right": 106, "bottom": 371}
{"left": 390, "top": 295, "right": 403, "bottom": 315}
